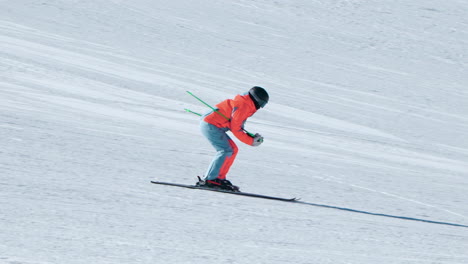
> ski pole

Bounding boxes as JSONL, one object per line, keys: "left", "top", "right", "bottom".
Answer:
{"left": 186, "top": 91, "right": 256, "bottom": 137}
{"left": 186, "top": 91, "right": 230, "bottom": 121}
{"left": 184, "top": 108, "right": 202, "bottom": 116}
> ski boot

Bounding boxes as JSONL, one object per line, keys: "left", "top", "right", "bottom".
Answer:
{"left": 196, "top": 177, "right": 240, "bottom": 192}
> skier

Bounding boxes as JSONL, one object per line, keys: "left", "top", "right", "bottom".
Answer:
{"left": 197, "top": 86, "right": 269, "bottom": 191}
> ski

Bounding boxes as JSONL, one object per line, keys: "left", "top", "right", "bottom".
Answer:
{"left": 150, "top": 181, "right": 299, "bottom": 202}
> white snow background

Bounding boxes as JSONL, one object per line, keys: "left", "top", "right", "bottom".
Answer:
{"left": 1, "top": 0, "right": 468, "bottom": 263}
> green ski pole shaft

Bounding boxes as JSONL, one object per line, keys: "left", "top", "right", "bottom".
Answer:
{"left": 186, "top": 91, "right": 255, "bottom": 137}
{"left": 184, "top": 108, "right": 202, "bottom": 116}
{"left": 186, "top": 91, "right": 230, "bottom": 121}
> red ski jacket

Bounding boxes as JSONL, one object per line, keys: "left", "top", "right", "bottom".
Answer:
{"left": 204, "top": 93, "right": 257, "bottom": 145}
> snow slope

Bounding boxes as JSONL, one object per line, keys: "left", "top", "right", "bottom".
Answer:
{"left": 1, "top": 0, "right": 468, "bottom": 263}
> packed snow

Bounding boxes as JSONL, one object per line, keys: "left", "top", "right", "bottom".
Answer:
{"left": 1, "top": 0, "right": 467, "bottom": 263}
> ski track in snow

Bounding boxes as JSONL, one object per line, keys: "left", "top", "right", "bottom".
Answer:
{"left": 1, "top": 1, "right": 468, "bottom": 264}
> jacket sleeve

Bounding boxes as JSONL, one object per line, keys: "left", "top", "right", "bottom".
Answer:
{"left": 230, "top": 106, "right": 254, "bottom": 145}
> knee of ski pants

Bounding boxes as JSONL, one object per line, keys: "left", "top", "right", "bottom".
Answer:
{"left": 216, "top": 139, "right": 238, "bottom": 158}
{"left": 200, "top": 121, "right": 238, "bottom": 157}
{"left": 226, "top": 139, "right": 238, "bottom": 156}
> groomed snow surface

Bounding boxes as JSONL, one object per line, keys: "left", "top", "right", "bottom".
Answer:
{"left": 1, "top": 0, "right": 467, "bottom": 263}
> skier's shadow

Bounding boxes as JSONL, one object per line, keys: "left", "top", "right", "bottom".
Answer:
{"left": 295, "top": 200, "right": 468, "bottom": 228}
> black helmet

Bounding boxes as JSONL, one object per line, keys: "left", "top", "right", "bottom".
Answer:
{"left": 249, "top": 86, "right": 269, "bottom": 109}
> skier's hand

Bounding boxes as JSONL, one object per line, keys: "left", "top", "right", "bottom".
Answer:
{"left": 252, "top": 133, "right": 264, "bottom": 147}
